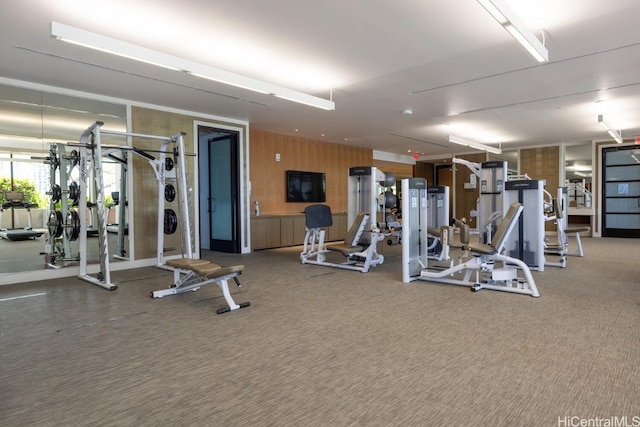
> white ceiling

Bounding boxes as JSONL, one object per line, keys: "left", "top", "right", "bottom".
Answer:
{"left": 1, "top": 0, "right": 640, "bottom": 162}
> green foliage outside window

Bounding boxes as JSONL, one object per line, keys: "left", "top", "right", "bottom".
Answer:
{"left": 0, "top": 177, "right": 47, "bottom": 207}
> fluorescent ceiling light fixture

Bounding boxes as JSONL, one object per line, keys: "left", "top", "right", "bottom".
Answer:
{"left": 476, "top": 0, "right": 548, "bottom": 63}
{"left": 51, "top": 21, "right": 335, "bottom": 110}
{"left": 598, "top": 114, "right": 623, "bottom": 144}
{"left": 448, "top": 135, "right": 502, "bottom": 154}
{"left": 51, "top": 21, "right": 182, "bottom": 71}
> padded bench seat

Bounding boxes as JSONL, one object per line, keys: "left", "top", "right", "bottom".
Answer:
{"left": 165, "top": 258, "right": 211, "bottom": 269}
{"left": 192, "top": 263, "right": 245, "bottom": 279}
{"left": 565, "top": 226, "right": 590, "bottom": 234}
{"left": 325, "top": 243, "right": 364, "bottom": 256}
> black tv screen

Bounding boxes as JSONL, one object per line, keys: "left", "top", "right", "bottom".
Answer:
{"left": 286, "top": 170, "right": 326, "bottom": 202}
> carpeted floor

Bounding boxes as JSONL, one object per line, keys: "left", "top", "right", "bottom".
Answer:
{"left": 0, "top": 237, "right": 638, "bottom": 426}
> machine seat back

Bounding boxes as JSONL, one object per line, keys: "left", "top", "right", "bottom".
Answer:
{"left": 554, "top": 198, "right": 564, "bottom": 219}
{"left": 465, "top": 203, "right": 523, "bottom": 255}
{"left": 325, "top": 212, "right": 370, "bottom": 255}
{"left": 344, "top": 212, "right": 369, "bottom": 247}
{"left": 304, "top": 204, "right": 333, "bottom": 229}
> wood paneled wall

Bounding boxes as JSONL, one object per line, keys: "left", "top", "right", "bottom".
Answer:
{"left": 414, "top": 162, "right": 434, "bottom": 183}
{"left": 130, "top": 107, "right": 197, "bottom": 259}
{"left": 372, "top": 160, "right": 414, "bottom": 180}
{"left": 250, "top": 130, "right": 372, "bottom": 214}
{"left": 520, "top": 146, "right": 560, "bottom": 231}
{"left": 520, "top": 146, "right": 560, "bottom": 189}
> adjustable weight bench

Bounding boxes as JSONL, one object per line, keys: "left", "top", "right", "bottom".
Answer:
{"left": 151, "top": 258, "right": 250, "bottom": 314}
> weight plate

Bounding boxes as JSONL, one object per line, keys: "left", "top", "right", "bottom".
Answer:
{"left": 69, "top": 150, "right": 80, "bottom": 169}
{"left": 164, "top": 208, "right": 178, "bottom": 234}
{"left": 65, "top": 209, "right": 81, "bottom": 241}
{"left": 164, "top": 184, "right": 176, "bottom": 202}
{"left": 165, "top": 157, "right": 174, "bottom": 171}
{"left": 49, "top": 155, "right": 60, "bottom": 171}
{"left": 49, "top": 184, "right": 62, "bottom": 203}
{"left": 48, "top": 210, "right": 63, "bottom": 238}
{"left": 68, "top": 181, "right": 80, "bottom": 204}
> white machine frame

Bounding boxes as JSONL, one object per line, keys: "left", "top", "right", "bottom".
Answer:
{"left": 425, "top": 185, "right": 451, "bottom": 261}
{"left": 503, "top": 178, "right": 546, "bottom": 272}
{"left": 453, "top": 158, "right": 508, "bottom": 244}
{"left": 544, "top": 186, "right": 589, "bottom": 267}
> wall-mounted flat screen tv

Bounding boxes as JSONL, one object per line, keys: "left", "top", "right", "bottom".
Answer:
{"left": 286, "top": 170, "right": 326, "bottom": 203}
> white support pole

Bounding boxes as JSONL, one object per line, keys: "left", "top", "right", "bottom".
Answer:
{"left": 77, "top": 121, "right": 116, "bottom": 290}
{"left": 78, "top": 130, "right": 90, "bottom": 278}
{"left": 156, "top": 149, "right": 166, "bottom": 266}
{"left": 175, "top": 132, "right": 193, "bottom": 258}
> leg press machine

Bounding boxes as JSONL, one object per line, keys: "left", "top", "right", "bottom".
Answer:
{"left": 300, "top": 204, "right": 384, "bottom": 273}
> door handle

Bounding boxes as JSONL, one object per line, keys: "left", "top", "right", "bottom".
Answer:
{"left": 207, "top": 197, "right": 216, "bottom": 213}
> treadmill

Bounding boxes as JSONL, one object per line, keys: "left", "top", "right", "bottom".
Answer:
{"left": 0, "top": 191, "right": 45, "bottom": 241}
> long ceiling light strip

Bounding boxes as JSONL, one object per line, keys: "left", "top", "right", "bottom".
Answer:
{"left": 50, "top": 21, "right": 335, "bottom": 110}
{"left": 597, "top": 114, "right": 623, "bottom": 144}
{"left": 476, "top": 0, "right": 548, "bottom": 63}
{"left": 448, "top": 135, "right": 502, "bottom": 154}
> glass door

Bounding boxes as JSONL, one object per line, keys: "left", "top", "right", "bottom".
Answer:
{"left": 602, "top": 146, "right": 640, "bottom": 237}
{"left": 207, "top": 133, "right": 240, "bottom": 252}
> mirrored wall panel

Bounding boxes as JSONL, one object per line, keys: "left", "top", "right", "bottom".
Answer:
{"left": 0, "top": 84, "right": 128, "bottom": 274}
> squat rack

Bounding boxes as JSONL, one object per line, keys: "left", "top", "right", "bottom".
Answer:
{"left": 72, "top": 121, "right": 192, "bottom": 290}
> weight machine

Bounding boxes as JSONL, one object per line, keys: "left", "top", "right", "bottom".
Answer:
{"left": 453, "top": 158, "right": 508, "bottom": 244}
{"left": 401, "top": 177, "right": 539, "bottom": 297}
{"left": 348, "top": 166, "right": 393, "bottom": 243}
{"left": 300, "top": 166, "right": 393, "bottom": 272}
{"left": 544, "top": 186, "right": 589, "bottom": 267}
{"left": 503, "top": 179, "right": 546, "bottom": 271}
{"left": 425, "top": 185, "right": 451, "bottom": 261}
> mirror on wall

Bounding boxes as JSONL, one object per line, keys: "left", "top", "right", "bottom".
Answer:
{"left": 0, "top": 83, "right": 128, "bottom": 274}
{"left": 565, "top": 143, "right": 593, "bottom": 208}
{"left": 488, "top": 150, "right": 518, "bottom": 175}
{"left": 565, "top": 143, "right": 592, "bottom": 183}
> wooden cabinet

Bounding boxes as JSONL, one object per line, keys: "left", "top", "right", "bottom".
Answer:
{"left": 251, "top": 212, "right": 347, "bottom": 250}
{"left": 250, "top": 216, "right": 281, "bottom": 250}
{"left": 280, "top": 215, "right": 307, "bottom": 246}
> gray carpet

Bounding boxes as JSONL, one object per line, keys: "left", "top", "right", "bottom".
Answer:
{"left": 1, "top": 237, "right": 639, "bottom": 426}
